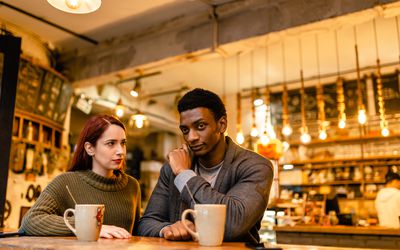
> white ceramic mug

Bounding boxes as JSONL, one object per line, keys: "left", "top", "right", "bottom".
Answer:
{"left": 63, "top": 204, "right": 105, "bottom": 241}
{"left": 181, "top": 204, "right": 226, "bottom": 246}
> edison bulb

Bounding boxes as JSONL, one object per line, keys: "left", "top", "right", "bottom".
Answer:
{"left": 338, "top": 119, "right": 346, "bottom": 129}
{"left": 358, "top": 109, "right": 367, "bottom": 125}
{"left": 250, "top": 126, "right": 259, "bottom": 137}
{"left": 282, "top": 124, "right": 293, "bottom": 136}
{"left": 318, "top": 130, "right": 327, "bottom": 140}
{"left": 300, "top": 133, "right": 311, "bottom": 144}
{"left": 236, "top": 131, "right": 245, "bottom": 145}
{"left": 381, "top": 127, "right": 390, "bottom": 137}
{"left": 115, "top": 107, "right": 124, "bottom": 117}
{"left": 260, "top": 133, "right": 270, "bottom": 146}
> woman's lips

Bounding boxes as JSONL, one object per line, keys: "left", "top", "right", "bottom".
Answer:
{"left": 113, "top": 159, "right": 122, "bottom": 164}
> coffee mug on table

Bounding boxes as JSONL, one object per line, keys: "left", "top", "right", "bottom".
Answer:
{"left": 181, "top": 204, "right": 226, "bottom": 246}
{"left": 63, "top": 204, "right": 105, "bottom": 241}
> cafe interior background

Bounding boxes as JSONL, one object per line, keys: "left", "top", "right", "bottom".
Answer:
{"left": 1, "top": 0, "right": 400, "bottom": 246}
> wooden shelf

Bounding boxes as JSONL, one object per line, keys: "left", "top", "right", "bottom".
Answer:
{"left": 282, "top": 155, "right": 400, "bottom": 166}
{"left": 281, "top": 180, "right": 385, "bottom": 187}
{"left": 288, "top": 133, "right": 400, "bottom": 147}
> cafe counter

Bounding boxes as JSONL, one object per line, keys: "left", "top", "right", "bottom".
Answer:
{"left": 274, "top": 225, "right": 400, "bottom": 249}
{"left": 0, "top": 236, "right": 377, "bottom": 250}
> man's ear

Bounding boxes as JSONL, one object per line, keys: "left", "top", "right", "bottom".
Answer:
{"left": 218, "top": 116, "right": 227, "bottom": 134}
{"left": 84, "top": 142, "right": 94, "bottom": 156}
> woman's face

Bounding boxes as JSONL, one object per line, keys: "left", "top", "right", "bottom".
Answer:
{"left": 85, "top": 124, "right": 127, "bottom": 177}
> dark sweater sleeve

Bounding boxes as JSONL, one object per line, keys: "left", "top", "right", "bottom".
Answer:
{"left": 182, "top": 156, "right": 273, "bottom": 241}
{"left": 20, "top": 191, "right": 74, "bottom": 236}
{"left": 137, "top": 163, "right": 173, "bottom": 237}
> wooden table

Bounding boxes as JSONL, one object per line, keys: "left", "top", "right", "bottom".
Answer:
{"left": 0, "top": 236, "right": 371, "bottom": 249}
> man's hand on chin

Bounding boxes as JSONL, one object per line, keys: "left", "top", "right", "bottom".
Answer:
{"left": 161, "top": 220, "right": 195, "bottom": 241}
{"left": 167, "top": 144, "right": 192, "bottom": 176}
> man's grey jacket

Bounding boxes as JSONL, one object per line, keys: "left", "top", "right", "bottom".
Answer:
{"left": 138, "top": 136, "right": 274, "bottom": 243}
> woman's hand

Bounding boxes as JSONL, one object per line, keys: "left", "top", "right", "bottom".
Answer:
{"left": 100, "top": 225, "right": 132, "bottom": 239}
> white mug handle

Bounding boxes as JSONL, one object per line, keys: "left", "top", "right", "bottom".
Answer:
{"left": 181, "top": 209, "right": 198, "bottom": 240}
{"left": 63, "top": 208, "right": 76, "bottom": 235}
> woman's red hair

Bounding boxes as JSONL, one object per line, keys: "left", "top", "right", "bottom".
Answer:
{"left": 69, "top": 114, "right": 126, "bottom": 171}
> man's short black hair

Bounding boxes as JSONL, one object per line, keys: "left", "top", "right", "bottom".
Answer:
{"left": 177, "top": 88, "right": 227, "bottom": 120}
{"left": 385, "top": 171, "right": 400, "bottom": 184}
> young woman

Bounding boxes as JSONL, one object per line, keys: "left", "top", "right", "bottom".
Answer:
{"left": 20, "top": 114, "right": 141, "bottom": 239}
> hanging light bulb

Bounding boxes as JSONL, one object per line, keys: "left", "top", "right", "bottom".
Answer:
{"left": 357, "top": 107, "right": 367, "bottom": 125}
{"left": 250, "top": 52, "right": 258, "bottom": 138}
{"left": 300, "top": 126, "right": 311, "bottom": 144}
{"left": 130, "top": 79, "right": 141, "bottom": 98}
{"left": 281, "top": 42, "right": 292, "bottom": 137}
{"left": 282, "top": 125, "right": 292, "bottom": 137}
{"left": 236, "top": 129, "right": 245, "bottom": 145}
{"left": 132, "top": 113, "right": 147, "bottom": 129}
{"left": 338, "top": 118, "right": 346, "bottom": 129}
{"left": 315, "top": 34, "right": 328, "bottom": 141}
{"left": 354, "top": 26, "right": 368, "bottom": 126}
{"left": 260, "top": 131, "right": 270, "bottom": 146}
{"left": 250, "top": 125, "right": 259, "bottom": 137}
{"left": 335, "top": 31, "right": 347, "bottom": 129}
{"left": 253, "top": 89, "right": 264, "bottom": 107}
{"left": 381, "top": 125, "right": 390, "bottom": 137}
{"left": 115, "top": 99, "right": 124, "bottom": 117}
{"left": 47, "top": 0, "right": 101, "bottom": 14}
{"left": 319, "top": 130, "right": 327, "bottom": 140}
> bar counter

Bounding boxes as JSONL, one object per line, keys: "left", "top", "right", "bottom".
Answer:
{"left": 0, "top": 236, "right": 370, "bottom": 250}
{"left": 274, "top": 225, "right": 400, "bottom": 249}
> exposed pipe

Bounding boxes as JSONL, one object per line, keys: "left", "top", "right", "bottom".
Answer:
{"left": 0, "top": 1, "right": 98, "bottom": 45}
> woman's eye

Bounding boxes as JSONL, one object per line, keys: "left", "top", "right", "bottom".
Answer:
{"left": 107, "top": 142, "right": 114, "bottom": 146}
{"left": 198, "top": 123, "right": 205, "bottom": 129}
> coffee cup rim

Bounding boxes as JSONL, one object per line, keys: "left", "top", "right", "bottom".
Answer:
{"left": 194, "top": 204, "right": 226, "bottom": 208}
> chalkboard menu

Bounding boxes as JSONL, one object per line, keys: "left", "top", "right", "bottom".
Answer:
{"left": 372, "top": 72, "right": 400, "bottom": 114}
{"left": 15, "top": 60, "right": 44, "bottom": 112}
{"left": 15, "top": 58, "right": 72, "bottom": 125}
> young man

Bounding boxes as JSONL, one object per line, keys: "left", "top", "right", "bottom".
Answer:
{"left": 138, "top": 88, "right": 273, "bottom": 243}
{"left": 375, "top": 171, "right": 400, "bottom": 228}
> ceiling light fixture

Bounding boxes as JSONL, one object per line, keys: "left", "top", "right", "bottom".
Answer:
{"left": 130, "top": 79, "right": 141, "bottom": 98}
{"left": 131, "top": 113, "right": 147, "bottom": 129}
{"left": 115, "top": 98, "right": 125, "bottom": 117}
{"left": 47, "top": 0, "right": 101, "bottom": 14}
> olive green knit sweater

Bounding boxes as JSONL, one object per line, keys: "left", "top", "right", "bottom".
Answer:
{"left": 20, "top": 170, "right": 141, "bottom": 236}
